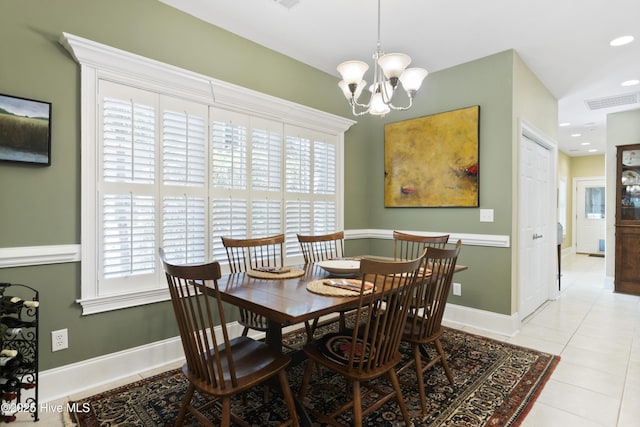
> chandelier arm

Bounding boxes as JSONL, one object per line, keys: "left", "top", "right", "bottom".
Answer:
{"left": 387, "top": 97, "right": 413, "bottom": 111}
{"left": 351, "top": 102, "right": 372, "bottom": 116}
{"left": 352, "top": 97, "right": 372, "bottom": 109}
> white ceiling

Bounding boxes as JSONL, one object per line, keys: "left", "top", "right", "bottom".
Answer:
{"left": 159, "top": 0, "right": 640, "bottom": 157}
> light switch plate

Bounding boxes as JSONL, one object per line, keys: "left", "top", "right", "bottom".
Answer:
{"left": 480, "top": 209, "right": 494, "bottom": 222}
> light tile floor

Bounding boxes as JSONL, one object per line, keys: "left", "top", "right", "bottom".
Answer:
{"left": 456, "top": 253, "right": 640, "bottom": 427}
{"left": 18, "top": 253, "right": 640, "bottom": 426}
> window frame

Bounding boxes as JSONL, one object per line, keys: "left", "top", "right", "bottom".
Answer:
{"left": 61, "top": 32, "right": 354, "bottom": 315}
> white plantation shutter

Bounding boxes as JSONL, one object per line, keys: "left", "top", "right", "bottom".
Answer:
{"left": 283, "top": 126, "right": 338, "bottom": 258}
{"left": 285, "top": 135, "right": 311, "bottom": 193}
{"left": 210, "top": 111, "right": 288, "bottom": 258}
{"left": 250, "top": 119, "right": 283, "bottom": 239}
{"left": 252, "top": 199, "right": 282, "bottom": 237}
{"left": 76, "top": 43, "right": 347, "bottom": 313}
{"left": 210, "top": 110, "right": 251, "bottom": 261}
{"left": 313, "top": 139, "right": 337, "bottom": 235}
{"left": 161, "top": 100, "right": 208, "bottom": 265}
{"left": 211, "top": 112, "right": 247, "bottom": 190}
{"left": 98, "top": 80, "right": 208, "bottom": 293}
{"left": 162, "top": 110, "right": 206, "bottom": 186}
{"left": 102, "top": 97, "right": 155, "bottom": 184}
{"left": 251, "top": 125, "right": 281, "bottom": 192}
{"left": 211, "top": 198, "right": 248, "bottom": 262}
{"left": 314, "top": 141, "right": 336, "bottom": 195}
{"left": 285, "top": 199, "right": 311, "bottom": 257}
{"left": 162, "top": 196, "right": 206, "bottom": 264}
{"left": 314, "top": 201, "right": 337, "bottom": 234}
{"left": 100, "top": 82, "right": 158, "bottom": 288}
{"left": 102, "top": 194, "right": 156, "bottom": 279}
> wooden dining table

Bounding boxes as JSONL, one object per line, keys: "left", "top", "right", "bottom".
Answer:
{"left": 215, "top": 262, "right": 358, "bottom": 351}
{"left": 214, "top": 257, "right": 468, "bottom": 352}
{"left": 213, "top": 257, "right": 467, "bottom": 427}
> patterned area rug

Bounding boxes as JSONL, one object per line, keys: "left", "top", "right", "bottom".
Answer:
{"left": 67, "top": 323, "right": 558, "bottom": 426}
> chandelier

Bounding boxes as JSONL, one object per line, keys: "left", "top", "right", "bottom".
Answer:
{"left": 337, "top": 0, "right": 428, "bottom": 117}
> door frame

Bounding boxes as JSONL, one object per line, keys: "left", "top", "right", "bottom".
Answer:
{"left": 516, "top": 120, "right": 559, "bottom": 322}
{"left": 572, "top": 176, "right": 606, "bottom": 253}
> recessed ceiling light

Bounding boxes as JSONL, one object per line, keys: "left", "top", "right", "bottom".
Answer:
{"left": 559, "top": 122, "right": 571, "bottom": 127}
{"left": 622, "top": 79, "right": 640, "bottom": 87}
{"left": 588, "top": 149, "right": 598, "bottom": 153}
{"left": 610, "top": 35, "right": 634, "bottom": 46}
{"left": 571, "top": 133, "right": 582, "bottom": 137}
{"left": 580, "top": 142, "right": 591, "bottom": 146}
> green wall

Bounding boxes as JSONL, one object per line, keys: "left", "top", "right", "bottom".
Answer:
{"left": 1, "top": 0, "right": 556, "bottom": 372}
{"left": 0, "top": 0, "right": 348, "bottom": 371}
{"left": 346, "top": 51, "right": 517, "bottom": 315}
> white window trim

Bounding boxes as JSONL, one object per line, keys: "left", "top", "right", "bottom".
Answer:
{"left": 59, "top": 32, "right": 355, "bottom": 315}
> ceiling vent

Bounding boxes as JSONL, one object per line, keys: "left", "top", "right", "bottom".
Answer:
{"left": 273, "top": 0, "right": 300, "bottom": 9}
{"left": 585, "top": 93, "right": 639, "bottom": 110}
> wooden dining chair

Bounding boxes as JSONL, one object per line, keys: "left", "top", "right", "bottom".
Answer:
{"left": 393, "top": 230, "right": 450, "bottom": 260}
{"left": 297, "top": 231, "right": 345, "bottom": 264}
{"left": 221, "top": 234, "right": 285, "bottom": 337}
{"left": 396, "top": 240, "right": 462, "bottom": 415}
{"left": 298, "top": 253, "right": 426, "bottom": 427}
{"left": 159, "top": 249, "right": 299, "bottom": 427}
{"left": 297, "top": 231, "right": 346, "bottom": 339}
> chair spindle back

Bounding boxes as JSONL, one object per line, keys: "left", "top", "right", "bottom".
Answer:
{"left": 297, "top": 231, "right": 345, "bottom": 263}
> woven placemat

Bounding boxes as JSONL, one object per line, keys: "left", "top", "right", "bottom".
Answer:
{"left": 246, "top": 267, "right": 305, "bottom": 279}
{"left": 306, "top": 279, "right": 374, "bottom": 296}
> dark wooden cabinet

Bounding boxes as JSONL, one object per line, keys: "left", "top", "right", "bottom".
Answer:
{"left": 615, "top": 144, "right": 640, "bottom": 295}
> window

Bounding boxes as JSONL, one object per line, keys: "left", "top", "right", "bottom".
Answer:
{"left": 584, "top": 186, "right": 605, "bottom": 219}
{"left": 62, "top": 33, "right": 353, "bottom": 314}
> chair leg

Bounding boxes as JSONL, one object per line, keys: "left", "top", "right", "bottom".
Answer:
{"left": 175, "top": 383, "right": 194, "bottom": 426}
{"left": 277, "top": 370, "right": 300, "bottom": 427}
{"left": 298, "top": 359, "right": 314, "bottom": 399}
{"left": 388, "top": 369, "right": 411, "bottom": 426}
{"left": 241, "top": 326, "right": 249, "bottom": 337}
{"left": 434, "top": 338, "right": 454, "bottom": 386}
{"left": 220, "top": 397, "right": 232, "bottom": 426}
{"left": 413, "top": 344, "right": 428, "bottom": 415}
{"left": 352, "top": 380, "right": 362, "bottom": 427}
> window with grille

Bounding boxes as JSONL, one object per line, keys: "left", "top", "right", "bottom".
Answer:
{"left": 65, "top": 32, "right": 351, "bottom": 314}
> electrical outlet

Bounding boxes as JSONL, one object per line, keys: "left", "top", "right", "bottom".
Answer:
{"left": 453, "top": 282, "right": 462, "bottom": 296}
{"left": 51, "top": 329, "right": 68, "bottom": 352}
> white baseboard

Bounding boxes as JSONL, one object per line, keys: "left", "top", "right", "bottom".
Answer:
{"left": 40, "top": 322, "right": 245, "bottom": 403}
{"left": 40, "top": 309, "right": 514, "bottom": 403}
{"left": 604, "top": 275, "right": 614, "bottom": 290}
{"left": 443, "top": 303, "right": 520, "bottom": 337}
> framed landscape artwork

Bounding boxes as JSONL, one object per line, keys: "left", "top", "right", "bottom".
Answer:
{"left": 384, "top": 105, "right": 479, "bottom": 207}
{"left": 0, "top": 93, "right": 52, "bottom": 165}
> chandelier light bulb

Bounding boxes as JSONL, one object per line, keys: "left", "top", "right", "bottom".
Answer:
{"left": 369, "top": 92, "right": 391, "bottom": 116}
{"left": 377, "top": 53, "right": 411, "bottom": 79}
{"left": 336, "top": 61, "right": 369, "bottom": 84}
{"left": 339, "top": 80, "right": 366, "bottom": 100}
{"left": 399, "top": 68, "right": 429, "bottom": 94}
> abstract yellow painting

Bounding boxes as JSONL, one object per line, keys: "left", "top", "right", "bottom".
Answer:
{"left": 384, "top": 105, "right": 479, "bottom": 207}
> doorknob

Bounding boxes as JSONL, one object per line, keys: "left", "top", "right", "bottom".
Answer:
{"left": 533, "top": 233, "right": 543, "bottom": 240}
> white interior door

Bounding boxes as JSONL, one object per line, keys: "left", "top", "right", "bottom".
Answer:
{"left": 519, "top": 133, "right": 555, "bottom": 319}
{"left": 575, "top": 178, "right": 605, "bottom": 254}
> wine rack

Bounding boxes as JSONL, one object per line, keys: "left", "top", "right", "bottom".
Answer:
{"left": 0, "top": 283, "right": 38, "bottom": 423}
